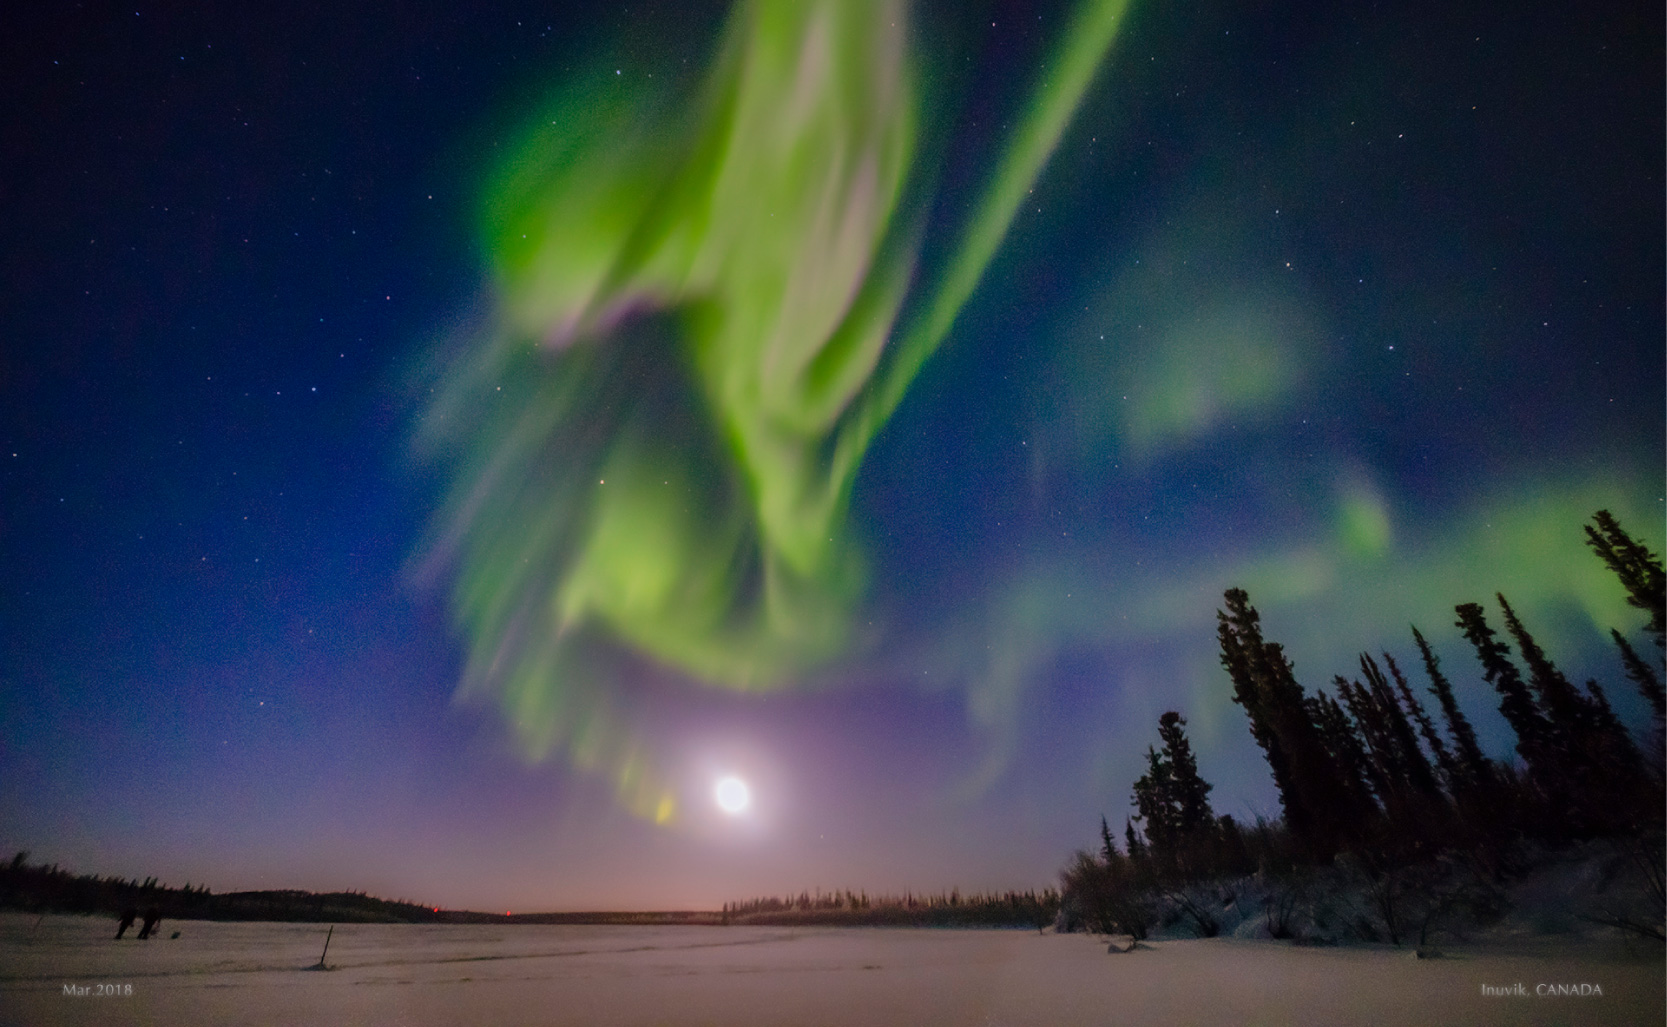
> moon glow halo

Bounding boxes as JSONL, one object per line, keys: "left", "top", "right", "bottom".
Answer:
{"left": 714, "top": 776, "right": 751, "bottom": 815}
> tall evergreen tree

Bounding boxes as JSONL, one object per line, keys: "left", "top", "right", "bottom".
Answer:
{"left": 1131, "top": 743, "right": 1177, "bottom": 861}
{"left": 1124, "top": 817, "right": 1147, "bottom": 864}
{"left": 1582, "top": 679, "right": 1627, "bottom": 745}
{"left": 1361, "top": 653, "right": 1443, "bottom": 802}
{"left": 1384, "top": 651, "right": 1454, "bottom": 792}
{"left": 1310, "top": 688, "right": 1379, "bottom": 821}
{"left": 1336, "top": 677, "right": 1396, "bottom": 805}
{"left": 1413, "top": 625, "right": 1492, "bottom": 787}
{"left": 1455, "top": 602, "right": 1553, "bottom": 774}
{"left": 1579, "top": 678, "right": 1649, "bottom": 793}
{"left": 1219, "top": 590, "right": 1305, "bottom": 835}
{"left": 1611, "top": 629, "right": 1666, "bottom": 782}
{"left": 1131, "top": 712, "right": 1218, "bottom": 880}
{"left": 1496, "top": 594, "right": 1601, "bottom": 755}
{"left": 1584, "top": 510, "right": 1666, "bottom": 650}
{"left": 1497, "top": 595, "right": 1655, "bottom": 827}
{"left": 1218, "top": 588, "right": 1359, "bottom": 859}
{"left": 1611, "top": 628, "right": 1665, "bottom": 722}
{"left": 1155, "top": 712, "right": 1215, "bottom": 838}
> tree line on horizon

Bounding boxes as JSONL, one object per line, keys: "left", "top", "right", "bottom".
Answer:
{"left": 0, "top": 853, "right": 479, "bottom": 924}
{"left": 1064, "top": 509, "right": 1665, "bottom": 944}
{"left": 721, "top": 887, "right": 1059, "bottom": 929}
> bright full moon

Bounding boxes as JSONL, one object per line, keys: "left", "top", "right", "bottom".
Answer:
{"left": 714, "top": 776, "right": 751, "bottom": 815}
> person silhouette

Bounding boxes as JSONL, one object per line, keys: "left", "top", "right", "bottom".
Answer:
{"left": 137, "top": 909, "right": 160, "bottom": 940}
{"left": 115, "top": 908, "right": 137, "bottom": 939}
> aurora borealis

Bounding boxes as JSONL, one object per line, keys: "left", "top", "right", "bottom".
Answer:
{"left": 426, "top": 0, "right": 1133, "bottom": 819}
{"left": 1, "top": 0, "right": 1661, "bottom": 911}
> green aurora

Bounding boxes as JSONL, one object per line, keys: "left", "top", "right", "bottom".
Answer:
{"left": 423, "top": 0, "right": 1135, "bottom": 818}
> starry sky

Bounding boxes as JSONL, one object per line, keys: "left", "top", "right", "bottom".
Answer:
{"left": 1, "top": 0, "right": 1661, "bottom": 912}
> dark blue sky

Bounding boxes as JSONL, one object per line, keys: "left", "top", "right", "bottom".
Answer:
{"left": 2, "top": 0, "right": 1661, "bottom": 911}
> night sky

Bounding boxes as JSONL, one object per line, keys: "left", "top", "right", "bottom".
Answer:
{"left": 2, "top": 0, "right": 1661, "bottom": 913}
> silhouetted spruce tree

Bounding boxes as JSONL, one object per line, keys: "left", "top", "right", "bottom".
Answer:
{"left": 1611, "top": 629, "right": 1667, "bottom": 783}
{"left": 1219, "top": 590, "right": 1300, "bottom": 820}
{"left": 1584, "top": 510, "right": 1666, "bottom": 650}
{"left": 1334, "top": 670, "right": 1420, "bottom": 797}
{"left": 1332, "top": 668, "right": 1443, "bottom": 862}
{"left": 1455, "top": 601, "right": 1555, "bottom": 778}
{"left": 1131, "top": 745, "right": 1176, "bottom": 864}
{"left": 1496, "top": 595, "right": 1603, "bottom": 757}
{"left": 1309, "top": 688, "right": 1379, "bottom": 823}
{"left": 1384, "top": 651, "right": 1454, "bottom": 792}
{"left": 1496, "top": 594, "right": 1654, "bottom": 830}
{"left": 1218, "top": 588, "right": 1359, "bottom": 860}
{"left": 1413, "top": 626, "right": 1493, "bottom": 790}
{"left": 1579, "top": 676, "right": 1654, "bottom": 816}
{"left": 1582, "top": 678, "right": 1632, "bottom": 752}
{"left": 1611, "top": 629, "right": 1665, "bottom": 722}
{"left": 1363, "top": 653, "right": 1444, "bottom": 803}
{"left": 1336, "top": 677, "right": 1395, "bottom": 804}
{"left": 1124, "top": 817, "right": 1148, "bottom": 864}
{"left": 1157, "top": 712, "right": 1215, "bottom": 838}
{"left": 1131, "top": 712, "right": 1217, "bottom": 880}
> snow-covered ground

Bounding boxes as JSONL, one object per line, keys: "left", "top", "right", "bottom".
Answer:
{"left": 1, "top": 913, "right": 1659, "bottom": 1026}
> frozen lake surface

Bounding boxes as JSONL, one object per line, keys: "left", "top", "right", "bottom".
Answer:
{"left": 1, "top": 913, "right": 1660, "bottom": 1025}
